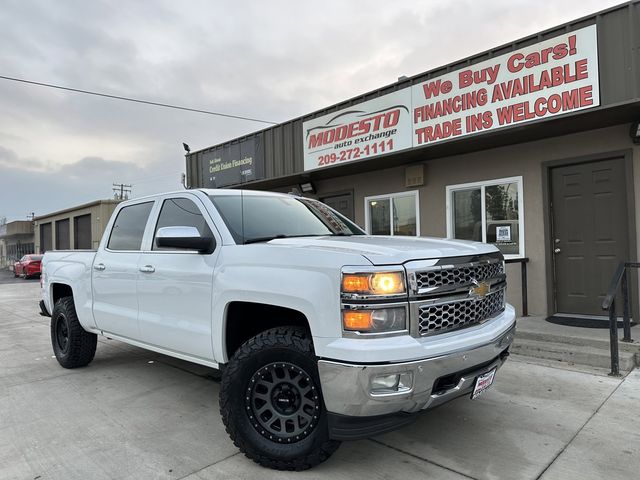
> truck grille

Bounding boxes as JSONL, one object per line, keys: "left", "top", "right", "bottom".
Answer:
{"left": 416, "top": 262, "right": 504, "bottom": 290}
{"left": 418, "top": 289, "right": 505, "bottom": 336}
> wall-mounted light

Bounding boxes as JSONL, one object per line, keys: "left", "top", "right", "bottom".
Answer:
{"left": 630, "top": 121, "right": 640, "bottom": 145}
{"left": 299, "top": 181, "right": 316, "bottom": 194}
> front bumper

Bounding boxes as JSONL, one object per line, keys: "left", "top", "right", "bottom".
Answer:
{"left": 318, "top": 321, "right": 515, "bottom": 419}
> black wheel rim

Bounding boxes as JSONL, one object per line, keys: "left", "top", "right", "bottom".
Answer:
{"left": 55, "top": 314, "right": 69, "bottom": 354}
{"left": 245, "top": 362, "right": 320, "bottom": 443}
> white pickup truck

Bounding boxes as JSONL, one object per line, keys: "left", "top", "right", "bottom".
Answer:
{"left": 41, "top": 189, "right": 516, "bottom": 470}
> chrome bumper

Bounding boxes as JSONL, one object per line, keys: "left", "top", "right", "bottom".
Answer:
{"left": 318, "top": 322, "right": 516, "bottom": 417}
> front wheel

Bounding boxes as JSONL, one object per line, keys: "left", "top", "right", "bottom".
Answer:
{"left": 220, "top": 327, "right": 340, "bottom": 470}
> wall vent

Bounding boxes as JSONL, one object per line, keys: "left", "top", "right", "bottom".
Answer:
{"left": 405, "top": 164, "right": 424, "bottom": 187}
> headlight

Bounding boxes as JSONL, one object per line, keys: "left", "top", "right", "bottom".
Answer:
{"left": 342, "top": 306, "right": 407, "bottom": 333}
{"left": 342, "top": 271, "right": 406, "bottom": 296}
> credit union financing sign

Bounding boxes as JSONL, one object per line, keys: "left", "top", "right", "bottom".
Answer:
{"left": 200, "top": 135, "right": 265, "bottom": 188}
{"left": 303, "top": 25, "right": 599, "bottom": 172}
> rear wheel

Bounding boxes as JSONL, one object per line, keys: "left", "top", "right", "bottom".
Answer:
{"left": 51, "top": 296, "right": 97, "bottom": 368}
{"left": 220, "top": 326, "right": 340, "bottom": 470}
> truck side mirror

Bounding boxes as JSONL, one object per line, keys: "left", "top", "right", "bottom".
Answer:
{"left": 155, "top": 226, "right": 215, "bottom": 253}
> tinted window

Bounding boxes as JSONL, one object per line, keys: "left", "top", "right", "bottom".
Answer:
{"left": 209, "top": 195, "right": 364, "bottom": 244}
{"left": 153, "top": 197, "right": 212, "bottom": 250}
{"left": 107, "top": 202, "right": 154, "bottom": 251}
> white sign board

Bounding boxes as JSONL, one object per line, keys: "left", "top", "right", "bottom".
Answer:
{"left": 302, "top": 88, "right": 412, "bottom": 171}
{"left": 496, "top": 225, "right": 511, "bottom": 242}
{"left": 412, "top": 25, "right": 599, "bottom": 146}
{"left": 302, "top": 25, "right": 599, "bottom": 171}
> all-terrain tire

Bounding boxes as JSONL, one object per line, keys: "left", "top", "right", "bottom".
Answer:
{"left": 51, "top": 296, "right": 97, "bottom": 368}
{"left": 220, "top": 326, "right": 340, "bottom": 470}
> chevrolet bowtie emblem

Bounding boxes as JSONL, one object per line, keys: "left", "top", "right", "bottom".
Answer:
{"left": 470, "top": 279, "right": 490, "bottom": 299}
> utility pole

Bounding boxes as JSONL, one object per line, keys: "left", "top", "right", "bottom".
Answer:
{"left": 112, "top": 183, "right": 132, "bottom": 200}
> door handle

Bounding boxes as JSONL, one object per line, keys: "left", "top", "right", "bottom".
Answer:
{"left": 94, "top": 263, "right": 106, "bottom": 271}
{"left": 139, "top": 265, "right": 155, "bottom": 273}
{"left": 554, "top": 248, "right": 561, "bottom": 254}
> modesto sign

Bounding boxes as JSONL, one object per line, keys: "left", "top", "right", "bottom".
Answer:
{"left": 303, "top": 25, "right": 599, "bottom": 171}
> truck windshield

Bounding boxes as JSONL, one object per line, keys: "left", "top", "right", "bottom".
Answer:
{"left": 209, "top": 194, "right": 365, "bottom": 244}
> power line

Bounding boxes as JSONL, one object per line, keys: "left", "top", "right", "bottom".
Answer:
{"left": 0, "top": 74, "right": 278, "bottom": 125}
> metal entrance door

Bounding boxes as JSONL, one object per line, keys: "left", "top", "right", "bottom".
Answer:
{"left": 550, "top": 158, "right": 629, "bottom": 315}
{"left": 320, "top": 192, "right": 354, "bottom": 221}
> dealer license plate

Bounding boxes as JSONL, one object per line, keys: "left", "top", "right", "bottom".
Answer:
{"left": 471, "top": 368, "right": 497, "bottom": 400}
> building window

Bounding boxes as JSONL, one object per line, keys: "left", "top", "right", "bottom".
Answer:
{"left": 446, "top": 176, "right": 524, "bottom": 258}
{"left": 365, "top": 191, "right": 419, "bottom": 236}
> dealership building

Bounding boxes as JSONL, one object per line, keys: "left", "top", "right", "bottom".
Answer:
{"left": 186, "top": 1, "right": 640, "bottom": 320}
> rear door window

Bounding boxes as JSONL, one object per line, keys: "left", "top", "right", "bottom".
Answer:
{"left": 107, "top": 202, "right": 154, "bottom": 251}
{"left": 152, "top": 197, "right": 212, "bottom": 250}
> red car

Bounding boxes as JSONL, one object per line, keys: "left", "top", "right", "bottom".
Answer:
{"left": 14, "top": 255, "right": 43, "bottom": 279}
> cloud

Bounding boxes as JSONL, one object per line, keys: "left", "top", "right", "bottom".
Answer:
{"left": 0, "top": 0, "right": 623, "bottom": 221}
{"left": 0, "top": 146, "right": 181, "bottom": 220}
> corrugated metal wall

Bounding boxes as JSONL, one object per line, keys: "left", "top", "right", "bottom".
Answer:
{"left": 187, "top": 1, "right": 640, "bottom": 188}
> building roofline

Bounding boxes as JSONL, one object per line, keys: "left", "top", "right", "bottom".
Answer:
{"left": 186, "top": 0, "right": 638, "bottom": 156}
{"left": 33, "top": 199, "right": 122, "bottom": 221}
{"left": 2, "top": 220, "right": 33, "bottom": 226}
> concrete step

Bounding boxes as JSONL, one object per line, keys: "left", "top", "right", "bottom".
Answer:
{"left": 515, "top": 328, "right": 640, "bottom": 355}
{"left": 511, "top": 337, "right": 637, "bottom": 372}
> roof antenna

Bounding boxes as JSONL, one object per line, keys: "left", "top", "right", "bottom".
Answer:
{"left": 240, "top": 188, "right": 245, "bottom": 244}
{"left": 240, "top": 166, "right": 246, "bottom": 244}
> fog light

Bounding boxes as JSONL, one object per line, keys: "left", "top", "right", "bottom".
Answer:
{"left": 370, "top": 372, "right": 413, "bottom": 395}
{"left": 370, "top": 307, "right": 406, "bottom": 332}
{"left": 342, "top": 307, "right": 406, "bottom": 333}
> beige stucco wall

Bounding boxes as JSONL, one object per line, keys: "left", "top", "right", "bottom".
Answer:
{"left": 302, "top": 123, "right": 639, "bottom": 317}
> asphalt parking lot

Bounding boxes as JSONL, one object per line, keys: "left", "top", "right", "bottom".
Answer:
{"left": 1, "top": 274, "right": 639, "bottom": 480}
{"left": 0, "top": 269, "right": 40, "bottom": 285}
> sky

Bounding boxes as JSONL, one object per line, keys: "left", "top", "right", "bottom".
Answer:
{"left": 0, "top": 0, "right": 623, "bottom": 221}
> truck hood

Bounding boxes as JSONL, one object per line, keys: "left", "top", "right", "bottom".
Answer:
{"left": 267, "top": 235, "right": 498, "bottom": 265}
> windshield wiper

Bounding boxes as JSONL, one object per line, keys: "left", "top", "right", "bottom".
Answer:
{"left": 244, "top": 234, "right": 324, "bottom": 245}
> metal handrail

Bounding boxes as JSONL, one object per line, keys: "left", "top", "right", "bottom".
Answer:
{"left": 505, "top": 257, "right": 529, "bottom": 316}
{"left": 601, "top": 261, "right": 638, "bottom": 376}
